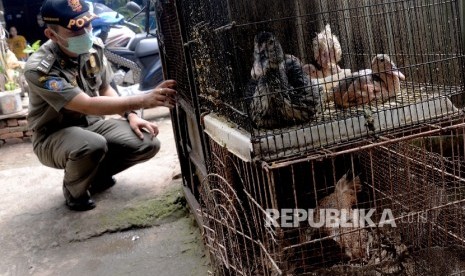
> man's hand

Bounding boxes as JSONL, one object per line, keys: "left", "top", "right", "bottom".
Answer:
{"left": 127, "top": 80, "right": 177, "bottom": 139}
{"left": 144, "top": 80, "right": 177, "bottom": 109}
{"left": 64, "top": 80, "right": 178, "bottom": 116}
{"left": 127, "top": 114, "right": 159, "bottom": 140}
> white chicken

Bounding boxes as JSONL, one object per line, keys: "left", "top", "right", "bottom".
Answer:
{"left": 312, "top": 24, "right": 343, "bottom": 77}
{"left": 303, "top": 24, "right": 351, "bottom": 97}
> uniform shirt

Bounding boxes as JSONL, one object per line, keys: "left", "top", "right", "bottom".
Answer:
{"left": 25, "top": 39, "right": 113, "bottom": 141}
{"left": 7, "top": 35, "right": 27, "bottom": 60}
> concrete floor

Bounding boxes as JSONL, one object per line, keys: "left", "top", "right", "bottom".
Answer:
{"left": 0, "top": 107, "right": 210, "bottom": 276}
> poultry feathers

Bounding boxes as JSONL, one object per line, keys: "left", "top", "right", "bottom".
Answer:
{"left": 318, "top": 172, "right": 361, "bottom": 210}
{"left": 249, "top": 32, "right": 322, "bottom": 128}
{"left": 315, "top": 172, "right": 369, "bottom": 261}
{"left": 312, "top": 24, "right": 343, "bottom": 77}
{"left": 333, "top": 54, "right": 406, "bottom": 108}
{"left": 249, "top": 31, "right": 288, "bottom": 128}
{"left": 303, "top": 24, "right": 352, "bottom": 95}
{"left": 316, "top": 173, "right": 410, "bottom": 264}
{"left": 283, "top": 54, "right": 324, "bottom": 121}
{"left": 302, "top": 63, "right": 325, "bottom": 79}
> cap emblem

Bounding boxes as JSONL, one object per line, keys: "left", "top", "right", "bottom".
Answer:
{"left": 68, "top": 0, "right": 83, "bottom": 12}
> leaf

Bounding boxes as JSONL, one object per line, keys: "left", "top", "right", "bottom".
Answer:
{"left": 32, "top": 40, "right": 41, "bottom": 51}
{"left": 23, "top": 47, "right": 34, "bottom": 54}
{"left": 23, "top": 40, "right": 41, "bottom": 54}
{"left": 5, "top": 81, "right": 18, "bottom": 91}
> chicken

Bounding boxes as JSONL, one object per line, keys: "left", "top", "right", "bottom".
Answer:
{"left": 303, "top": 24, "right": 352, "bottom": 95}
{"left": 251, "top": 54, "right": 298, "bottom": 80}
{"left": 248, "top": 32, "right": 288, "bottom": 128}
{"left": 329, "top": 210, "right": 372, "bottom": 261}
{"left": 315, "top": 172, "right": 412, "bottom": 264}
{"left": 315, "top": 172, "right": 368, "bottom": 260}
{"left": 312, "top": 24, "right": 343, "bottom": 77}
{"left": 249, "top": 32, "right": 322, "bottom": 128}
{"left": 318, "top": 172, "right": 361, "bottom": 210}
{"left": 366, "top": 226, "right": 409, "bottom": 271}
{"left": 283, "top": 54, "right": 324, "bottom": 114}
{"left": 284, "top": 54, "right": 311, "bottom": 90}
{"left": 332, "top": 54, "right": 406, "bottom": 108}
{"left": 252, "top": 52, "right": 320, "bottom": 94}
{"left": 249, "top": 36, "right": 322, "bottom": 101}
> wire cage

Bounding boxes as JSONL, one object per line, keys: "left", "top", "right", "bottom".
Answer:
{"left": 157, "top": 0, "right": 465, "bottom": 161}
{"left": 155, "top": 0, "right": 465, "bottom": 274}
{"left": 198, "top": 121, "right": 465, "bottom": 275}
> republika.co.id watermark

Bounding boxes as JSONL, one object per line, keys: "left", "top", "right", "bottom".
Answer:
{"left": 265, "top": 208, "right": 429, "bottom": 228}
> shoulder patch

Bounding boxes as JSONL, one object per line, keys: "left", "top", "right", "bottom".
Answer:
{"left": 37, "top": 54, "right": 56, "bottom": 74}
{"left": 44, "top": 78, "right": 65, "bottom": 92}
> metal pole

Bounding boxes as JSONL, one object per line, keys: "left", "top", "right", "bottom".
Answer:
{"left": 458, "top": 0, "right": 465, "bottom": 107}
{"left": 460, "top": 0, "right": 465, "bottom": 54}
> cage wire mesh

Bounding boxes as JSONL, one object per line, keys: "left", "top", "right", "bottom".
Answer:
{"left": 198, "top": 126, "right": 465, "bottom": 275}
{"left": 198, "top": 137, "right": 278, "bottom": 275}
{"left": 158, "top": 0, "right": 465, "bottom": 161}
{"left": 156, "top": 0, "right": 465, "bottom": 274}
{"left": 155, "top": 0, "right": 194, "bottom": 108}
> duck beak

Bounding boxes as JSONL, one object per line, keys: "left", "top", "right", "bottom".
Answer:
{"left": 389, "top": 65, "right": 406, "bottom": 80}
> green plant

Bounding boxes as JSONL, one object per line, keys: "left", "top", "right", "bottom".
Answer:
{"left": 4, "top": 81, "right": 18, "bottom": 91}
{"left": 0, "top": 24, "right": 24, "bottom": 92}
{"left": 23, "top": 40, "right": 41, "bottom": 55}
{"left": 3, "top": 69, "right": 19, "bottom": 91}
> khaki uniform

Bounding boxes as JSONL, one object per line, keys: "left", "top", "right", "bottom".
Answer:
{"left": 25, "top": 39, "right": 160, "bottom": 198}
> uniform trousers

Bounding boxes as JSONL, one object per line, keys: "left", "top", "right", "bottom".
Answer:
{"left": 32, "top": 119, "right": 160, "bottom": 198}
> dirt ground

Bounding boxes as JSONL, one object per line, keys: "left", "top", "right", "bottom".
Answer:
{"left": 0, "top": 107, "right": 211, "bottom": 276}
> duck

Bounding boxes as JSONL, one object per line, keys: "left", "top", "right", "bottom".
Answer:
{"left": 332, "top": 54, "right": 406, "bottom": 108}
{"left": 249, "top": 32, "right": 322, "bottom": 128}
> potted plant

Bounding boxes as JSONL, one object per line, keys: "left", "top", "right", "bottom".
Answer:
{"left": 0, "top": 24, "right": 24, "bottom": 115}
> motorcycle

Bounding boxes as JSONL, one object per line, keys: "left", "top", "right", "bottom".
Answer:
{"left": 88, "top": 1, "right": 163, "bottom": 94}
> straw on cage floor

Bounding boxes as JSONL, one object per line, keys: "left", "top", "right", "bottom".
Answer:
{"left": 215, "top": 81, "right": 460, "bottom": 161}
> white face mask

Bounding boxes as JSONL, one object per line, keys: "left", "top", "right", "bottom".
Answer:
{"left": 53, "top": 28, "right": 94, "bottom": 55}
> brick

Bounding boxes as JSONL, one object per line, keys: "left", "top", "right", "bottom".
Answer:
{"left": 7, "top": 119, "right": 18, "bottom": 127}
{"left": 0, "top": 120, "right": 6, "bottom": 128}
{"left": 0, "top": 131, "right": 24, "bottom": 139}
{"left": 24, "top": 130, "right": 34, "bottom": 137}
{"left": 18, "top": 119, "right": 28, "bottom": 126}
{"left": 22, "top": 137, "right": 32, "bottom": 143}
{"left": 0, "top": 125, "right": 28, "bottom": 135}
{"left": 4, "top": 138, "right": 24, "bottom": 144}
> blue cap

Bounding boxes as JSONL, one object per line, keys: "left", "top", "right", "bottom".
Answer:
{"left": 41, "top": 0, "right": 98, "bottom": 31}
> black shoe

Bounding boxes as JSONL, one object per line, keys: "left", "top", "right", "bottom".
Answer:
{"left": 89, "top": 176, "right": 117, "bottom": 195}
{"left": 63, "top": 186, "right": 96, "bottom": 211}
